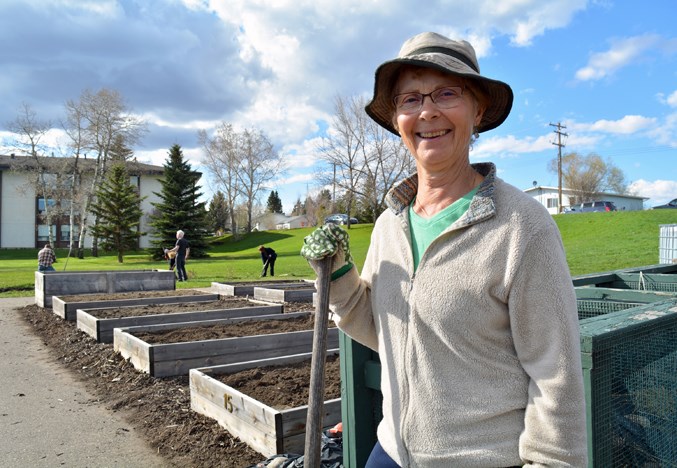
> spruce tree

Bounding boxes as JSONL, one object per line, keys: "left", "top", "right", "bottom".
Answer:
{"left": 89, "top": 163, "right": 145, "bottom": 263}
{"left": 266, "top": 190, "right": 283, "bottom": 214}
{"left": 208, "top": 191, "right": 229, "bottom": 235}
{"left": 150, "top": 144, "right": 209, "bottom": 258}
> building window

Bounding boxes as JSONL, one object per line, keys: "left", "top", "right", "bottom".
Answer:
{"left": 547, "top": 198, "right": 559, "bottom": 209}
{"left": 37, "top": 198, "right": 57, "bottom": 213}
{"left": 60, "top": 224, "right": 79, "bottom": 242}
{"left": 37, "top": 225, "right": 56, "bottom": 242}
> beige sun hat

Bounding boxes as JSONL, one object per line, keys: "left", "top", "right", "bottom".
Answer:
{"left": 365, "top": 32, "right": 514, "bottom": 135}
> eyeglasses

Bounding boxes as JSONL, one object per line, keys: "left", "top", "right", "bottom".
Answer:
{"left": 393, "top": 86, "right": 465, "bottom": 114}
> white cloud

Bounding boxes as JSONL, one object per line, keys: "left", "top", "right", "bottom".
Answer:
{"left": 629, "top": 179, "right": 677, "bottom": 207}
{"left": 474, "top": 133, "right": 557, "bottom": 158}
{"left": 667, "top": 90, "right": 677, "bottom": 108}
{"left": 566, "top": 115, "right": 656, "bottom": 135}
{"left": 575, "top": 34, "right": 661, "bottom": 81}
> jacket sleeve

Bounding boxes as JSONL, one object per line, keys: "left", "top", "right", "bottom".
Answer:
{"left": 324, "top": 231, "right": 381, "bottom": 352}
{"left": 509, "top": 221, "right": 588, "bottom": 467}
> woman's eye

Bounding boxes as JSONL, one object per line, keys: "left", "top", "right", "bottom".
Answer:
{"left": 437, "top": 88, "right": 459, "bottom": 99}
{"left": 401, "top": 94, "right": 421, "bottom": 105}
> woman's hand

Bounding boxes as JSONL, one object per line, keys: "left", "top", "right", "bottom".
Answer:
{"left": 301, "top": 223, "right": 354, "bottom": 280}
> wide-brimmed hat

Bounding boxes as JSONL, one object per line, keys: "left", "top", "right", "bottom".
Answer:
{"left": 365, "top": 32, "right": 513, "bottom": 135}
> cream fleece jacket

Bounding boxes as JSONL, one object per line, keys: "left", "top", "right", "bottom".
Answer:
{"left": 329, "top": 163, "right": 587, "bottom": 467}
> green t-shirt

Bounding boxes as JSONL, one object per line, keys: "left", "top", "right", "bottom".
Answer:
{"left": 409, "top": 186, "right": 479, "bottom": 271}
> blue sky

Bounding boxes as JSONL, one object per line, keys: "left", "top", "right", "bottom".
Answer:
{"left": 1, "top": 0, "right": 676, "bottom": 212}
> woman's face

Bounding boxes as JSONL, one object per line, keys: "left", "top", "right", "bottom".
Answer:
{"left": 393, "top": 67, "right": 484, "bottom": 174}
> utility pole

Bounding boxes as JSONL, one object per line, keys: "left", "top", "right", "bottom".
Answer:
{"left": 550, "top": 122, "right": 567, "bottom": 213}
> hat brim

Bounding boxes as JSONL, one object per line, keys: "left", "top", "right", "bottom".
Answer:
{"left": 365, "top": 54, "right": 513, "bottom": 136}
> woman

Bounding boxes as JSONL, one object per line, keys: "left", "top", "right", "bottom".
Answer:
{"left": 302, "top": 32, "right": 587, "bottom": 467}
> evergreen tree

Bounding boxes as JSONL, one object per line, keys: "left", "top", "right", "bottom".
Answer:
{"left": 266, "top": 190, "right": 283, "bottom": 214}
{"left": 149, "top": 144, "right": 209, "bottom": 259}
{"left": 89, "top": 163, "right": 145, "bottom": 263}
{"left": 208, "top": 191, "right": 229, "bottom": 235}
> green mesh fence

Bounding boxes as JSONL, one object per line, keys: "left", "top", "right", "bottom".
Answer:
{"left": 622, "top": 280, "right": 677, "bottom": 293}
{"left": 580, "top": 300, "right": 677, "bottom": 467}
{"left": 577, "top": 299, "right": 644, "bottom": 320}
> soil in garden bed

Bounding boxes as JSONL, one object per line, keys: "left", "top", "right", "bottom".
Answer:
{"left": 59, "top": 289, "right": 210, "bottom": 302}
{"left": 216, "top": 355, "right": 342, "bottom": 409}
{"left": 18, "top": 304, "right": 264, "bottom": 467}
{"left": 132, "top": 315, "right": 335, "bottom": 344}
{"left": 85, "top": 297, "right": 259, "bottom": 319}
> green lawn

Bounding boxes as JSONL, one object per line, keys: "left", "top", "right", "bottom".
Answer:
{"left": 2, "top": 209, "right": 676, "bottom": 297}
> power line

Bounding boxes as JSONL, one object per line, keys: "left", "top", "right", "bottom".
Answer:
{"left": 550, "top": 122, "right": 568, "bottom": 213}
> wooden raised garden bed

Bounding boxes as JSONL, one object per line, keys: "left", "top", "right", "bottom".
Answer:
{"left": 211, "top": 280, "right": 314, "bottom": 297}
{"left": 253, "top": 283, "right": 316, "bottom": 303}
{"left": 35, "top": 269, "right": 175, "bottom": 308}
{"left": 114, "top": 313, "right": 339, "bottom": 377}
{"left": 53, "top": 289, "right": 218, "bottom": 321}
{"left": 77, "top": 298, "right": 282, "bottom": 344}
{"left": 190, "top": 351, "right": 342, "bottom": 457}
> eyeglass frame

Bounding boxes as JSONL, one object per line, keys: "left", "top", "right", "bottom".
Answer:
{"left": 392, "top": 86, "right": 466, "bottom": 114}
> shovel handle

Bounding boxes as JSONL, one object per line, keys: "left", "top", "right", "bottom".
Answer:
{"left": 304, "top": 256, "right": 333, "bottom": 468}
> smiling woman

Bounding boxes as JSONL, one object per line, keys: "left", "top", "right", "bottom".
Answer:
{"left": 302, "top": 31, "right": 588, "bottom": 467}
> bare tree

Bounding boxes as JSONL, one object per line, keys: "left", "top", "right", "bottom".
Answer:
{"left": 200, "top": 124, "right": 282, "bottom": 234}
{"left": 6, "top": 103, "right": 69, "bottom": 246}
{"left": 318, "top": 95, "right": 413, "bottom": 224}
{"left": 317, "top": 96, "right": 366, "bottom": 226}
{"left": 236, "top": 128, "right": 282, "bottom": 232}
{"left": 548, "top": 152, "right": 629, "bottom": 204}
{"left": 199, "top": 123, "right": 240, "bottom": 234}
{"left": 65, "top": 88, "right": 147, "bottom": 257}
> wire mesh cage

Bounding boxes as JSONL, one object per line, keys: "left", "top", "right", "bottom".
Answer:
{"left": 580, "top": 299, "right": 677, "bottom": 467}
{"left": 577, "top": 299, "right": 644, "bottom": 320}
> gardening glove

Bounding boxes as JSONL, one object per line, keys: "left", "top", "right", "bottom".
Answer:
{"left": 301, "top": 223, "right": 354, "bottom": 281}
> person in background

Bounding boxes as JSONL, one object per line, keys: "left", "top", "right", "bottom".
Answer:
{"left": 259, "top": 245, "right": 277, "bottom": 277}
{"left": 37, "top": 243, "right": 56, "bottom": 272}
{"left": 167, "top": 230, "right": 190, "bottom": 282}
{"left": 301, "top": 32, "right": 587, "bottom": 467}
{"left": 163, "top": 248, "right": 176, "bottom": 271}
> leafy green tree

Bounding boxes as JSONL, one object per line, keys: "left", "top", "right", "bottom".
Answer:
{"left": 89, "top": 163, "right": 145, "bottom": 263}
{"left": 208, "top": 191, "right": 229, "bottom": 235}
{"left": 150, "top": 144, "right": 209, "bottom": 259}
{"left": 266, "top": 190, "right": 283, "bottom": 214}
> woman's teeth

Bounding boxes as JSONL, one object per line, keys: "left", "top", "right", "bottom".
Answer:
{"left": 419, "top": 130, "right": 449, "bottom": 138}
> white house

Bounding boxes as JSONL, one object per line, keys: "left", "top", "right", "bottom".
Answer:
{"left": 0, "top": 154, "right": 164, "bottom": 249}
{"left": 524, "top": 185, "right": 648, "bottom": 215}
{"left": 276, "top": 215, "right": 311, "bottom": 230}
{"left": 252, "top": 212, "right": 312, "bottom": 231}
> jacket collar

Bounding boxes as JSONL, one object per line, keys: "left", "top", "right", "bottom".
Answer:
{"left": 386, "top": 162, "right": 497, "bottom": 226}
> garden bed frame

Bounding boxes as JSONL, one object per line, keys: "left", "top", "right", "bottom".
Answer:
{"left": 211, "top": 279, "right": 314, "bottom": 297}
{"left": 35, "top": 269, "right": 175, "bottom": 308}
{"left": 53, "top": 292, "right": 220, "bottom": 321}
{"left": 190, "top": 350, "right": 342, "bottom": 457}
{"left": 114, "top": 312, "right": 339, "bottom": 377}
{"left": 253, "top": 283, "right": 316, "bottom": 303}
{"left": 77, "top": 300, "right": 282, "bottom": 344}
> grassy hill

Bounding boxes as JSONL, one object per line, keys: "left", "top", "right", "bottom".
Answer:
{"left": 1, "top": 209, "right": 676, "bottom": 297}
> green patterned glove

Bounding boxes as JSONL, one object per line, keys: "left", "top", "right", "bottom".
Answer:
{"left": 301, "top": 223, "right": 354, "bottom": 281}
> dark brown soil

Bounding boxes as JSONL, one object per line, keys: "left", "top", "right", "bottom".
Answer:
{"left": 133, "top": 315, "right": 320, "bottom": 344}
{"left": 217, "top": 355, "right": 341, "bottom": 409}
{"left": 16, "top": 297, "right": 336, "bottom": 467}
{"left": 58, "top": 289, "right": 211, "bottom": 302}
{"left": 85, "top": 298, "right": 260, "bottom": 319}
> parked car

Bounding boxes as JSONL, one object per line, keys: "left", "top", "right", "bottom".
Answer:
{"left": 569, "top": 201, "right": 618, "bottom": 213}
{"left": 324, "top": 214, "right": 358, "bottom": 225}
{"left": 653, "top": 198, "right": 677, "bottom": 209}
